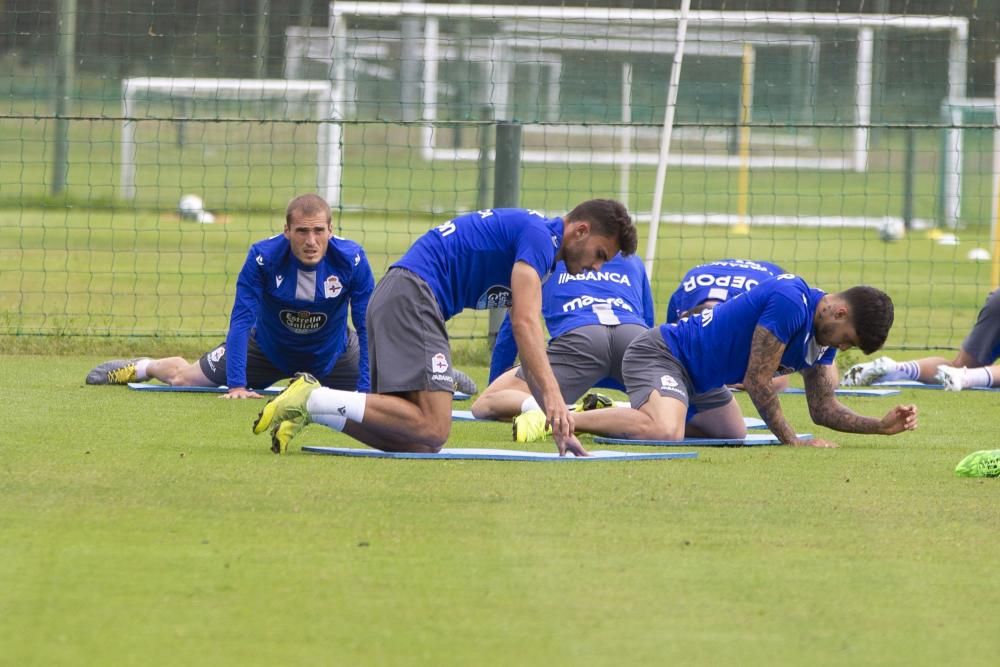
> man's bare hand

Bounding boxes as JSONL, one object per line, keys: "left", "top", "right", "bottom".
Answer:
{"left": 221, "top": 387, "right": 262, "bottom": 399}
{"left": 544, "top": 389, "right": 574, "bottom": 443}
{"left": 791, "top": 437, "right": 838, "bottom": 448}
{"left": 879, "top": 404, "right": 918, "bottom": 434}
{"left": 556, "top": 433, "right": 589, "bottom": 457}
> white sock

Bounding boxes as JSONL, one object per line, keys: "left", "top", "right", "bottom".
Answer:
{"left": 135, "top": 358, "right": 151, "bottom": 381}
{"left": 521, "top": 396, "right": 540, "bottom": 413}
{"left": 898, "top": 361, "right": 920, "bottom": 381}
{"left": 965, "top": 367, "right": 993, "bottom": 388}
{"left": 307, "top": 388, "right": 367, "bottom": 432}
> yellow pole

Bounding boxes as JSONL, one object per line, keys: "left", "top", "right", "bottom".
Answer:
{"left": 733, "top": 43, "right": 755, "bottom": 235}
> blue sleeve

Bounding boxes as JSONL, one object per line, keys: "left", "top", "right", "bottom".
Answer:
{"left": 514, "top": 223, "right": 557, "bottom": 279}
{"left": 665, "top": 288, "right": 680, "bottom": 324}
{"left": 225, "top": 248, "right": 264, "bottom": 389}
{"left": 640, "top": 267, "right": 655, "bottom": 327}
{"left": 489, "top": 312, "right": 518, "bottom": 383}
{"left": 350, "top": 248, "right": 376, "bottom": 392}
{"left": 758, "top": 283, "right": 808, "bottom": 344}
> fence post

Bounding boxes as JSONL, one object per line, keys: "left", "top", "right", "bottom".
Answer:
{"left": 51, "top": 0, "right": 77, "bottom": 195}
{"left": 488, "top": 121, "right": 522, "bottom": 350}
{"left": 902, "top": 128, "right": 916, "bottom": 229}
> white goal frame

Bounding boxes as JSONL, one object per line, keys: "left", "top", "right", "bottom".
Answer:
{"left": 329, "top": 3, "right": 968, "bottom": 176}
{"left": 120, "top": 78, "right": 341, "bottom": 205}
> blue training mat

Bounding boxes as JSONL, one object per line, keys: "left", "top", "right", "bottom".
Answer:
{"left": 731, "top": 387, "right": 899, "bottom": 397}
{"left": 127, "top": 382, "right": 282, "bottom": 395}
{"left": 129, "top": 382, "right": 474, "bottom": 400}
{"left": 593, "top": 433, "right": 813, "bottom": 447}
{"left": 452, "top": 410, "right": 769, "bottom": 429}
{"left": 782, "top": 387, "right": 900, "bottom": 397}
{"left": 873, "top": 379, "right": 1000, "bottom": 392}
{"left": 301, "top": 446, "right": 698, "bottom": 461}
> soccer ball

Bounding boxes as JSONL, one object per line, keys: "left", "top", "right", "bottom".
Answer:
{"left": 878, "top": 218, "right": 905, "bottom": 242}
{"left": 178, "top": 194, "right": 215, "bottom": 224}
{"left": 178, "top": 194, "right": 205, "bottom": 220}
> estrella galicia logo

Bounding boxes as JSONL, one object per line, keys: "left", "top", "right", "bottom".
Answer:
{"left": 476, "top": 285, "right": 512, "bottom": 309}
{"left": 279, "top": 310, "right": 327, "bottom": 334}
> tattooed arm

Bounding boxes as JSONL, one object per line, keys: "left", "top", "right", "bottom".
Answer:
{"left": 743, "top": 325, "right": 814, "bottom": 446}
{"left": 802, "top": 364, "right": 919, "bottom": 435}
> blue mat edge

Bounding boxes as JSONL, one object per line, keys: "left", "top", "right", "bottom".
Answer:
{"left": 593, "top": 433, "right": 814, "bottom": 447}
{"left": 301, "top": 446, "right": 698, "bottom": 461}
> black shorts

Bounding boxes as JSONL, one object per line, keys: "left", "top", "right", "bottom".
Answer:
{"left": 962, "top": 290, "right": 1000, "bottom": 365}
{"left": 366, "top": 267, "right": 454, "bottom": 393}
{"left": 198, "top": 329, "right": 361, "bottom": 390}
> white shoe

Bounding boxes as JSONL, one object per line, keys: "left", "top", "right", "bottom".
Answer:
{"left": 842, "top": 356, "right": 895, "bottom": 386}
{"left": 935, "top": 365, "right": 966, "bottom": 392}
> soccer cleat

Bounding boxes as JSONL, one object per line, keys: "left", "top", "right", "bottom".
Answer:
{"left": 934, "top": 364, "right": 966, "bottom": 392}
{"left": 842, "top": 356, "right": 896, "bottom": 386}
{"left": 575, "top": 392, "right": 613, "bottom": 412}
{"left": 512, "top": 408, "right": 549, "bottom": 443}
{"left": 452, "top": 368, "right": 479, "bottom": 395}
{"left": 85, "top": 358, "right": 148, "bottom": 385}
{"left": 252, "top": 372, "right": 320, "bottom": 436}
{"left": 955, "top": 449, "right": 1000, "bottom": 477}
{"left": 270, "top": 418, "right": 307, "bottom": 455}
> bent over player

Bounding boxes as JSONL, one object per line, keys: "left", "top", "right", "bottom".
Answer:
{"left": 666, "top": 258, "right": 785, "bottom": 323}
{"left": 543, "top": 274, "right": 917, "bottom": 448}
{"left": 252, "top": 200, "right": 638, "bottom": 455}
{"left": 86, "top": 194, "right": 374, "bottom": 397}
{"left": 471, "top": 252, "right": 654, "bottom": 426}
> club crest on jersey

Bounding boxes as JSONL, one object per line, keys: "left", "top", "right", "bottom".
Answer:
{"left": 324, "top": 275, "right": 343, "bottom": 298}
{"left": 431, "top": 353, "right": 449, "bottom": 373}
{"left": 279, "top": 310, "right": 327, "bottom": 334}
{"left": 476, "top": 285, "right": 512, "bottom": 309}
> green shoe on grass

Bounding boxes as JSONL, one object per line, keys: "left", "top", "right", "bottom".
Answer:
{"left": 955, "top": 449, "right": 1000, "bottom": 478}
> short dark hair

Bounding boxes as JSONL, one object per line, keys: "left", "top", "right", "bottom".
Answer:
{"left": 286, "top": 193, "right": 331, "bottom": 228}
{"left": 842, "top": 285, "right": 894, "bottom": 354}
{"left": 566, "top": 199, "right": 637, "bottom": 255}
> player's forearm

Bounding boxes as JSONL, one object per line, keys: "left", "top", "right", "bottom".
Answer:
{"left": 745, "top": 379, "right": 801, "bottom": 444}
{"left": 510, "top": 316, "right": 559, "bottom": 403}
{"left": 809, "top": 402, "right": 885, "bottom": 434}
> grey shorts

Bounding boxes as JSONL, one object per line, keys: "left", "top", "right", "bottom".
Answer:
{"left": 367, "top": 267, "right": 454, "bottom": 393}
{"left": 962, "top": 290, "right": 1000, "bottom": 365}
{"left": 515, "top": 323, "right": 647, "bottom": 403}
{"left": 199, "top": 329, "right": 360, "bottom": 390}
{"left": 621, "top": 327, "right": 732, "bottom": 416}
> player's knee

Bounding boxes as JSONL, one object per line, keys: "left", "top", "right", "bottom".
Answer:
{"left": 412, "top": 418, "right": 451, "bottom": 449}
{"left": 649, "top": 423, "right": 685, "bottom": 441}
{"left": 469, "top": 397, "right": 491, "bottom": 420}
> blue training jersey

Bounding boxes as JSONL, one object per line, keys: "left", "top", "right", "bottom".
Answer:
{"left": 666, "top": 258, "right": 786, "bottom": 323}
{"left": 489, "top": 253, "right": 654, "bottom": 383}
{"left": 392, "top": 208, "right": 563, "bottom": 321}
{"left": 226, "top": 233, "right": 375, "bottom": 391}
{"left": 661, "top": 274, "right": 836, "bottom": 394}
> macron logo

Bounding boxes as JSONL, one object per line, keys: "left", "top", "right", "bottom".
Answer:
{"left": 276, "top": 275, "right": 284, "bottom": 288}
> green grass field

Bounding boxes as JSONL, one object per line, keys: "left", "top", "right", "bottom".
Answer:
{"left": 3, "top": 355, "right": 999, "bottom": 665}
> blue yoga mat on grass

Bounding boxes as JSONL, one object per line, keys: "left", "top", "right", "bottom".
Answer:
{"left": 301, "top": 446, "right": 698, "bottom": 462}
{"left": 128, "top": 382, "right": 282, "bottom": 395}
{"left": 128, "top": 382, "right": 473, "bottom": 400}
{"left": 782, "top": 387, "right": 900, "bottom": 397}
{"left": 451, "top": 410, "right": 768, "bottom": 429}
{"left": 873, "top": 380, "right": 1000, "bottom": 392}
{"left": 593, "top": 433, "right": 813, "bottom": 447}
